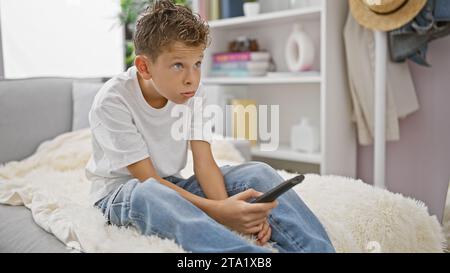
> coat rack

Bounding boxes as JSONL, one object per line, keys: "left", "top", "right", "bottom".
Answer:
{"left": 374, "top": 30, "right": 387, "bottom": 189}
{"left": 349, "top": 0, "right": 429, "bottom": 190}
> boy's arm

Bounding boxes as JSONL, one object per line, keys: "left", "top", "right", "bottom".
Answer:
{"left": 190, "top": 140, "right": 228, "bottom": 200}
{"left": 127, "top": 152, "right": 277, "bottom": 235}
{"left": 127, "top": 158, "right": 216, "bottom": 213}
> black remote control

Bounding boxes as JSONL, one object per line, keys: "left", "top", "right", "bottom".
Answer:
{"left": 250, "top": 175, "right": 305, "bottom": 203}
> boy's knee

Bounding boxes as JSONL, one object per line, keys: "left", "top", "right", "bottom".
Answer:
{"left": 251, "top": 162, "right": 278, "bottom": 178}
{"left": 243, "top": 162, "right": 282, "bottom": 187}
{"left": 250, "top": 161, "right": 273, "bottom": 172}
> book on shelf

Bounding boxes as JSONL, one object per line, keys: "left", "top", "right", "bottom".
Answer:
{"left": 194, "top": 0, "right": 244, "bottom": 21}
{"left": 231, "top": 99, "right": 258, "bottom": 146}
{"left": 220, "top": 0, "right": 244, "bottom": 19}
{"left": 210, "top": 69, "right": 267, "bottom": 77}
{"left": 213, "top": 51, "right": 271, "bottom": 63}
{"left": 212, "top": 60, "right": 269, "bottom": 70}
{"left": 209, "top": 0, "right": 220, "bottom": 21}
{"left": 266, "top": 71, "right": 321, "bottom": 77}
{"left": 193, "top": 0, "right": 208, "bottom": 20}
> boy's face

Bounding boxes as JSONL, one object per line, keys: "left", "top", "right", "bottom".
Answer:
{"left": 139, "top": 41, "right": 204, "bottom": 104}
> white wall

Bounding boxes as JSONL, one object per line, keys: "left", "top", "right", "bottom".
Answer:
{"left": 0, "top": 0, "right": 124, "bottom": 78}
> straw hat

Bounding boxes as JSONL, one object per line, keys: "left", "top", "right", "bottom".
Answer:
{"left": 349, "top": 0, "right": 427, "bottom": 31}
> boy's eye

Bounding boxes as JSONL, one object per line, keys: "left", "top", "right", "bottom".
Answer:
{"left": 195, "top": 61, "right": 202, "bottom": 68}
{"left": 173, "top": 63, "right": 183, "bottom": 70}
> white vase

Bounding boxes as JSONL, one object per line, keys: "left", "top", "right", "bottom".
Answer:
{"left": 290, "top": 117, "right": 319, "bottom": 153}
{"left": 285, "top": 24, "right": 315, "bottom": 72}
{"left": 243, "top": 2, "right": 260, "bottom": 17}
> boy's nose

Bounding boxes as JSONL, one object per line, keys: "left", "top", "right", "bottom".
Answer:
{"left": 183, "top": 71, "right": 195, "bottom": 86}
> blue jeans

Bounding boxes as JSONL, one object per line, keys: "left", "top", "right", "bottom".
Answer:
{"left": 95, "top": 161, "right": 335, "bottom": 253}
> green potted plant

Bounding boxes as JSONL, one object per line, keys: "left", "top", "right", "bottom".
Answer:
{"left": 118, "top": 0, "right": 188, "bottom": 69}
{"left": 118, "top": 0, "right": 153, "bottom": 68}
{"left": 243, "top": 0, "right": 260, "bottom": 17}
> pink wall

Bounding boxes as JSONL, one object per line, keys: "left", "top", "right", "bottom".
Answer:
{"left": 357, "top": 36, "right": 450, "bottom": 222}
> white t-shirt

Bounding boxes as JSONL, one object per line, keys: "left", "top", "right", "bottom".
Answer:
{"left": 85, "top": 66, "right": 212, "bottom": 204}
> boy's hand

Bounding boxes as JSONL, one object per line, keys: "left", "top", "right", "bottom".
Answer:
{"left": 207, "top": 189, "right": 278, "bottom": 235}
{"left": 256, "top": 220, "right": 272, "bottom": 246}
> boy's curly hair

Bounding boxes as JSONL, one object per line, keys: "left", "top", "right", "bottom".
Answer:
{"left": 134, "top": 0, "right": 210, "bottom": 62}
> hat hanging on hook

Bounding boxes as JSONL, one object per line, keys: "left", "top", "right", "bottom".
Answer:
{"left": 348, "top": 0, "right": 427, "bottom": 31}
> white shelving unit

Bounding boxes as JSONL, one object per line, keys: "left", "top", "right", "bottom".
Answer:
{"left": 251, "top": 144, "right": 322, "bottom": 165}
{"left": 202, "top": 74, "right": 321, "bottom": 85}
{"left": 202, "top": 1, "right": 356, "bottom": 177}
{"left": 207, "top": 6, "right": 321, "bottom": 29}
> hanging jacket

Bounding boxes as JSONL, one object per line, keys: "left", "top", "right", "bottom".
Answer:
{"left": 389, "top": 0, "right": 450, "bottom": 66}
{"left": 344, "top": 13, "right": 420, "bottom": 145}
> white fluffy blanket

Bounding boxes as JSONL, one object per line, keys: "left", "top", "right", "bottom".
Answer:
{"left": 443, "top": 186, "right": 450, "bottom": 252}
{"left": 0, "top": 129, "right": 446, "bottom": 253}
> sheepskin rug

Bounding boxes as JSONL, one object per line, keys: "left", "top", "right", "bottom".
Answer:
{"left": 443, "top": 186, "right": 450, "bottom": 252}
{"left": 0, "top": 129, "right": 446, "bottom": 253}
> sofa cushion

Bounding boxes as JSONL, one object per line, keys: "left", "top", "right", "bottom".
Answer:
{"left": 0, "top": 78, "right": 73, "bottom": 164}
{"left": 0, "top": 204, "right": 69, "bottom": 253}
{"left": 72, "top": 81, "right": 103, "bottom": 131}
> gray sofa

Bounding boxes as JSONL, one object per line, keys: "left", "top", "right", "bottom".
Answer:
{"left": 2, "top": 78, "right": 447, "bottom": 253}
{"left": 0, "top": 77, "right": 251, "bottom": 252}
{"left": 0, "top": 77, "right": 93, "bottom": 252}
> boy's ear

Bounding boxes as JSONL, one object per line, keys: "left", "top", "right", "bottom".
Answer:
{"left": 134, "top": 55, "right": 152, "bottom": 80}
